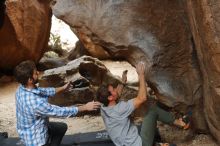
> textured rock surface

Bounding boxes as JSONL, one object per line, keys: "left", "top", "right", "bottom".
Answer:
{"left": 0, "top": 0, "right": 218, "bottom": 143}
{"left": 185, "top": 0, "right": 220, "bottom": 143}
{"left": 0, "top": 0, "right": 51, "bottom": 71}
{"left": 40, "top": 55, "right": 194, "bottom": 141}
{"left": 52, "top": 0, "right": 207, "bottom": 134}
{"left": 39, "top": 56, "right": 121, "bottom": 106}
{"left": 37, "top": 57, "right": 67, "bottom": 71}
{"left": 40, "top": 56, "right": 146, "bottom": 116}
{"left": 68, "top": 41, "right": 90, "bottom": 60}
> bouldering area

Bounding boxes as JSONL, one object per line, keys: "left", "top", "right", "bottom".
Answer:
{"left": 0, "top": 0, "right": 220, "bottom": 146}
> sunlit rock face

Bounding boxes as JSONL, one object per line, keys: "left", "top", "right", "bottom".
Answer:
{"left": 185, "top": 0, "right": 220, "bottom": 143}
{"left": 0, "top": 0, "right": 51, "bottom": 72}
{"left": 51, "top": 0, "right": 208, "bottom": 134}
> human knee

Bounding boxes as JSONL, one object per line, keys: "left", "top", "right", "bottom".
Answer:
{"left": 56, "top": 122, "right": 68, "bottom": 134}
{"left": 62, "top": 123, "right": 68, "bottom": 132}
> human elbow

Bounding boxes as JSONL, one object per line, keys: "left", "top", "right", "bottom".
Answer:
{"left": 142, "top": 96, "right": 147, "bottom": 102}
{"left": 138, "top": 95, "right": 147, "bottom": 102}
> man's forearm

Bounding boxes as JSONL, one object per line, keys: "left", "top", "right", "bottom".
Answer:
{"left": 55, "top": 82, "right": 70, "bottom": 94}
{"left": 77, "top": 105, "right": 88, "bottom": 112}
{"left": 133, "top": 74, "right": 147, "bottom": 109}
{"left": 117, "top": 84, "right": 124, "bottom": 96}
{"left": 117, "top": 70, "right": 127, "bottom": 97}
{"left": 137, "top": 74, "right": 147, "bottom": 101}
{"left": 55, "top": 86, "right": 65, "bottom": 94}
{"left": 77, "top": 101, "right": 100, "bottom": 112}
{"left": 133, "top": 62, "right": 146, "bottom": 108}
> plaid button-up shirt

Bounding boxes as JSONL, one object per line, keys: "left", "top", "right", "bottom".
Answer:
{"left": 15, "top": 85, "right": 78, "bottom": 146}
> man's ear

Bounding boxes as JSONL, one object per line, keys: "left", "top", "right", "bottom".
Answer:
{"left": 27, "top": 78, "right": 33, "bottom": 84}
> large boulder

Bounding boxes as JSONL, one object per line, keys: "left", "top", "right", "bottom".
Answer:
{"left": 39, "top": 56, "right": 121, "bottom": 106}
{"left": 185, "top": 0, "right": 220, "bottom": 143}
{"left": 51, "top": 0, "right": 207, "bottom": 135}
{"left": 68, "top": 40, "right": 90, "bottom": 60}
{"left": 40, "top": 55, "right": 194, "bottom": 141}
{"left": 0, "top": 0, "right": 51, "bottom": 72}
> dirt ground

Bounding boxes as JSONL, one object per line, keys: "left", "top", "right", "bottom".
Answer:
{"left": 0, "top": 61, "right": 218, "bottom": 146}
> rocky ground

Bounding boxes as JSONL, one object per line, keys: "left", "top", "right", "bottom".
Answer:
{"left": 0, "top": 61, "right": 218, "bottom": 146}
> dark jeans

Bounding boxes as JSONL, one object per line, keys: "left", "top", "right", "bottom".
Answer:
{"left": 140, "top": 104, "right": 175, "bottom": 146}
{"left": 42, "top": 122, "right": 68, "bottom": 146}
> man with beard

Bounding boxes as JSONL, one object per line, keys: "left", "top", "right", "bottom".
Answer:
{"left": 14, "top": 60, "right": 101, "bottom": 146}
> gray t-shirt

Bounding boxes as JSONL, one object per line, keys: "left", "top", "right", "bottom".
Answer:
{"left": 101, "top": 99, "right": 142, "bottom": 146}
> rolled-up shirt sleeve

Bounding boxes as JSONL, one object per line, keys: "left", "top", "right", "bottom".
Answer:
{"left": 35, "top": 98, "right": 78, "bottom": 118}
{"left": 38, "top": 87, "right": 56, "bottom": 97}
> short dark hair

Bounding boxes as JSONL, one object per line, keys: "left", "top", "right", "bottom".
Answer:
{"left": 14, "top": 60, "right": 36, "bottom": 85}
{"left": 96, "top": 84, "right": 111, "bottom": 106}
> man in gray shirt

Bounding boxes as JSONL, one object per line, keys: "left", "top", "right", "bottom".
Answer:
{"left": 96, "top": 61, "right": 189, "bottom": 146}
{"left": 97, "top": 62, "right": 146, "bottom": 146}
